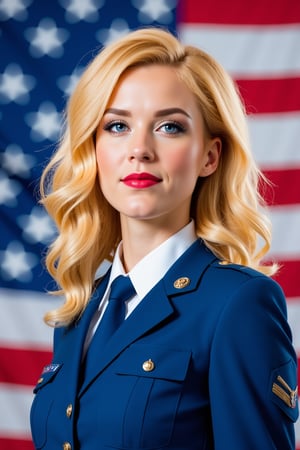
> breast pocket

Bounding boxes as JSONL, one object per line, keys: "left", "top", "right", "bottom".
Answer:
{"left": 114, "top": 344, "right": 191, "bottom": 449}
{"left": 30, "top": 363, "right": 63, "bottom": 449}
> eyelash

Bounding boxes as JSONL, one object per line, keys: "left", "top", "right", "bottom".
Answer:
{"left": 103, "top": 120, "right": 128, "bottom": 134}
{"left": 103, "top": 120, "right": 186, "bottom": 135}
{"left": 159, "top": 121, "right": 186, "bottom": 134}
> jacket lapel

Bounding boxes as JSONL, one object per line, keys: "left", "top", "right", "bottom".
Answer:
{"left": 79, "top": 278, "right": 174, "bottom": 394}
{"left": 53, "top": 269, "right": 111, "bottom": 392}
{"left": 79, "top": 239, "right": 218, "bottom": 395}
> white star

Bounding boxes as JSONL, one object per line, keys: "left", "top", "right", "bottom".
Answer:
{"left": 0, "top": 170, "right": 22, "bottom": 206}
{"left": 25, "top": 18, "right": 69, "bottom": 58}
{"left": 25, "top": 101, "right": 61, "bottom": 142}
{"left": 0, "top": 241, "right": 38, "bottom": 282}
{"left": 96, "top": 18, "right": 130, "bottom": 46}
{"left": 0, "top": 63, "right": 35, "bottom": 104}
{"left": 59, "top": 0, "right": 104, "bottom": 23}
{"left": 1, "top": 144, "right": 36, "bottom": 178}
{"left": 0, "top": 0, "right": 32, "bottom": 21}
{"left": 132, "top": 0, "right": 176, "bottom": 23}
{"left": 57, "top": 67, "right": 84, "bottom": 96}
{"left": 18, "top": 206, "right": 56, "bottom": 244}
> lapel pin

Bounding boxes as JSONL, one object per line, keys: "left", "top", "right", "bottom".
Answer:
{"left": 173, "top": 277, "right": 190, "bottom": 289}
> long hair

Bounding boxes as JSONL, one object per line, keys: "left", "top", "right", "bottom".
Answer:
{"left": 40, "top": 27, "right": 276, "bottom": 326}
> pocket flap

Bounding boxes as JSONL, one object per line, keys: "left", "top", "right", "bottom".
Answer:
{"left": 33, "top": 363, "right": 63, "bottom": 393}
{"left": 115, "top": 344, "right": 191, "bottom": 381}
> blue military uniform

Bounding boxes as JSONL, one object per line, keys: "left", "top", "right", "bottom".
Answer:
{"left": 30, "top": 239, "right": 298, "bottom": 449}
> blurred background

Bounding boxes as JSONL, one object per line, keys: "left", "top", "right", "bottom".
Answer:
{"left": 0, "top": 0, "right": 299, "bottom": 448}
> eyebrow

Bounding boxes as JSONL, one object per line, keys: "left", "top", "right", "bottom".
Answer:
{"left": 104, "top": 107, "right": 191, "bottom": 118}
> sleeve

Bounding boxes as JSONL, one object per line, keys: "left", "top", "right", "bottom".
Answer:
{"left": 209, "top": 275, "right": 298, "bottom": 450}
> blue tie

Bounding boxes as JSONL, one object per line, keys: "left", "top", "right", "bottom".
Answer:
{"left": 96, "top": 275, "right": 136, "bottom": 343}
{"left": 82, "top": 275, "right": 136, "bottom": 380}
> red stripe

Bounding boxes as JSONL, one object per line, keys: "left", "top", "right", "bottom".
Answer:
{"left": 262, "top": 168, "right": 300, "bottom": 206}
{"left": 236, "top": 78, "right": 300, "bottom": 114}
{"left": 178, "top": 0, "right": 300, "bottom": 25}
{"left": 0, "top": 347, "right": 52, "bottom": 386}
{"left": 272, "top": 260, "right": 300, "bottom": 298}
{"left": 0, "top": 438, "right": 34, "bottom": 450}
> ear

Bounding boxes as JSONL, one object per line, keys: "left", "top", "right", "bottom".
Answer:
{"left": 199, "top": 138, "right": 222, "bottom": 177}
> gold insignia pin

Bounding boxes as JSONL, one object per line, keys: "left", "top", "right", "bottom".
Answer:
{"left": 173, "top": 277, "right": 190, "bottom": 289}
{"left": 37, "top": 377, "right": 43, "bottom": 384}
{"left": 142, "top": 359, "right": 155, "bottom": 372}
{"left": 272, "top": 375, "right": 298, "bottom": 408}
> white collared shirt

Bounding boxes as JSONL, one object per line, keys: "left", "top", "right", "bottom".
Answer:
{"left": 83, "top": 221, "right": 197, "bottom": 352}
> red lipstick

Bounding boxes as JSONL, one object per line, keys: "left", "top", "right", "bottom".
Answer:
{"left": 121, "top": 172, "right": 162, "bottom": 188}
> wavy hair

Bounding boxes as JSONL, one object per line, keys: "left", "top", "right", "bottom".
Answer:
{"left": 40, "top": 27, "right": 276, "bottom": 326}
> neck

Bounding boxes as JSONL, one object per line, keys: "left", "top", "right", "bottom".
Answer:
{"left": 119, "top": 216, "right": 190, "bottom": 272}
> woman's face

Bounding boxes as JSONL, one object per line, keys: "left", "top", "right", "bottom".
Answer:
{"left": 95, "top": 64, "right": 220, "bottom": 230}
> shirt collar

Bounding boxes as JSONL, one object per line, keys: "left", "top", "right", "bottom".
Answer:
{"left": 110, "top": 220, "right": 197, "bottom": 300}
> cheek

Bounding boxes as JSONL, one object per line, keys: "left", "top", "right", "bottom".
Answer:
{"left": 165, "top": 145, "right": 201, "bottom": 177}
{"left": 96, "top": 157, "right": 111, "bottom": 194}
{"left": 96, "top": 146, "right": 115, "bottom": 179}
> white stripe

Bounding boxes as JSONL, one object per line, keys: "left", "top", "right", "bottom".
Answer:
{"left": 296, "top": 420, "right": 300, "bottom": 450}
{"left": 0, "top": 383, "right": 32, "bottom": 437}
{"left": 247, "top": 112, "right": 300, "bottom": 169}
{"left": 0, "top": 289, "right": 61, "bottom": 349}
{"left": 269, "top": 205, "right": 300, "bottom": 258}
{"left": 178, "top": 24, "right": 300, "bottom": 77}
{"left": 287, "top": 300, "right": 300, "bottom": 355}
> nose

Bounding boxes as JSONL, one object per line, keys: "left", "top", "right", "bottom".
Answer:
{"left": 128, "top": 129, "right": 155, "bottom": 162}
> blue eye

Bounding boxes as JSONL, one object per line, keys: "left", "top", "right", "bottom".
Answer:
{"left": 160, "top": 122, "right": 185, "bottom": 134}
{"left": 104, "top": 121, "right": 128, "bottom": 134}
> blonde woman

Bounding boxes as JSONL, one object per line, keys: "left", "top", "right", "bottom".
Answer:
{"left": 30, "top": 28, "right": 298, "bottom": 449}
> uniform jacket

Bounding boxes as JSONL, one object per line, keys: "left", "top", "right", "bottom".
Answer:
{"left": 30, "top": 239, "right": 298, "bottom": 449}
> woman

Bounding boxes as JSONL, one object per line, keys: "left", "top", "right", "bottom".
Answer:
{"left": 30, "top": 28, "right": 298, "bottom": 449}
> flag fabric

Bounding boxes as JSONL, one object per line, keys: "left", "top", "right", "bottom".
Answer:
{"left": 0, "top": 0, "right": 299, "bottom": 448}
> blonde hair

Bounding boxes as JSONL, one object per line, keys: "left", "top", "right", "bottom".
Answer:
{"left": 40, "top": 27, "right": 276, "bottom": 326}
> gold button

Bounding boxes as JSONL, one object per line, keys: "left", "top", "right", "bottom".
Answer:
{"left": 62, "top": 442, "right": 71, "bottom": 450}
{"left": 37, "top": 377, "right": 43, "bottom": 384}
{"left": 66, "top": 404, "right": 73, "bottom": 418}
{"left": 173, "top": 277, "right": 190, "bottom": 289}
{"left": 142, "top": 359, "right": 155, "bottom": 372}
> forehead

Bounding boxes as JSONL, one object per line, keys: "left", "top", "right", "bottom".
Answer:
{"left": 107, "top": 64, "right": 199, "bottom": 110}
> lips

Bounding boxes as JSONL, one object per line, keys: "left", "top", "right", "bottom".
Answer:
{"left": 121, "top": 172, "right": 162, "bottom": 188}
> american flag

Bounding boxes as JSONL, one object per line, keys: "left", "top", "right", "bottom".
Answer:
{"left": 0, "top": 0, "right": 299, "bottom": 448}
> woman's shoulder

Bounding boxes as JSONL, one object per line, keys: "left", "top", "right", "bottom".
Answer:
{"left": 204, "top": 258, "right": 285, "bottom": 306}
